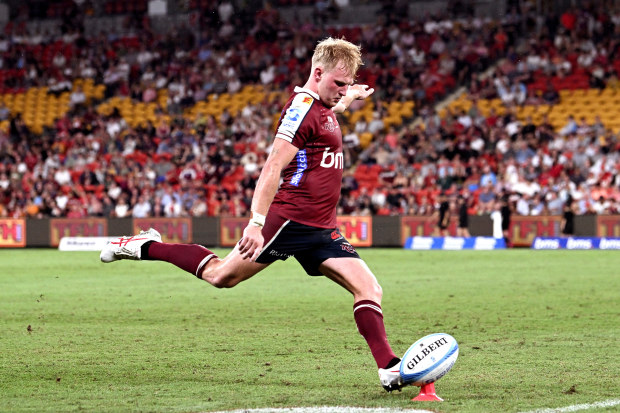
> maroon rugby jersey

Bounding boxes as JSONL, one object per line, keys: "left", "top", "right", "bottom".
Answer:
{"left": 270, "top": 86, "right": 343, "bottom": 228}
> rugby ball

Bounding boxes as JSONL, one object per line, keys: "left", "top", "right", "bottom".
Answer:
{"left": 400, "top": 332, "right": 459, "bottom": 386}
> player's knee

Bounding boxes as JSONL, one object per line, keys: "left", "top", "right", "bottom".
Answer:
{"left": 371, "top": 282, "right": 383, "bottom": 301}
{"left": 208, "top": 273, "right": 240, "bottom": 289}
{"left": 360, "top": 281, "right": 382, "bottom": 302}
{"left": 201, "top": 267, "right": 236, "bottom": 289}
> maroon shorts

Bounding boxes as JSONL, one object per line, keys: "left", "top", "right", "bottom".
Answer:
{"left": 256, "top": 213, "right": 360, "bottom": 276}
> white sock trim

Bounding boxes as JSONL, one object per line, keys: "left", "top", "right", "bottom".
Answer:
{"left": 353, "top": 303, "right": 382, "bottom": 315}
{"left": 195, "top": 254, "right": 215, "bottom": 278}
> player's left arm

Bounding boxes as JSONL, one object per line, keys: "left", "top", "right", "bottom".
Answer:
{"left": 332, "top": 84, "right": 375, "bottom": 114}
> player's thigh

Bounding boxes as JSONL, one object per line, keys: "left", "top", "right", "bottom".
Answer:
{"left": 319, "top": 257, "right": 382, "bottom": 303}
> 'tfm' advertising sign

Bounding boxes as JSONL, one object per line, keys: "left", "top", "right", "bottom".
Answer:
{"left": 219, "top": 216, "right": 373, "bottom": 247}
{"left": 0, "top": 219, "right": 26, "bottom": 247}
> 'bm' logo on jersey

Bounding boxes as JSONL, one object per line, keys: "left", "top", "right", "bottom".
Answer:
{"left": 320, "top": 147, "right": 343, "bottom": 169}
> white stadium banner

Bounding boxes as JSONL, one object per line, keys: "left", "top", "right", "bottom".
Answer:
{"left": 58, "top": 237, "right": 116, "bottom": 252}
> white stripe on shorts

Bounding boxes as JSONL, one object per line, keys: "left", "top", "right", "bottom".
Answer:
{"left": 258, "top": 219, "right": 291, "bottom": 259}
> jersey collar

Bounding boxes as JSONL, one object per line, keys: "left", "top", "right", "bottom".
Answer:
{"left": 294, "top": 86, "right": 320, "bottom": 100}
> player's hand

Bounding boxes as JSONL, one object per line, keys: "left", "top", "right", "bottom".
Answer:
{"left": 347, "top": 84, "right": 374, "bottom": 100}
{"left": 238, "top": 224, "right": 264, "bottom": 262}
{"left": 333, "top": 84, "right": 375, "bottom": 113}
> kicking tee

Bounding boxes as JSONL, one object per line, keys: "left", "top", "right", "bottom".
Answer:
{"left": 270, "top": 86, "right": 343, "bottom": 228}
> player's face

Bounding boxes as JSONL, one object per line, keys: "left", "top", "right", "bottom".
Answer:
{"left": 317, "top": 65, "right": 353, "bottom": 107}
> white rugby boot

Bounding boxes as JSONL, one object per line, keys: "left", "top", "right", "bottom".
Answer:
{"left": 378, "top": 359, "right": 404, "bottom": 392}
{"left": 100, "top": 228, "right": 162, "bottom": 263}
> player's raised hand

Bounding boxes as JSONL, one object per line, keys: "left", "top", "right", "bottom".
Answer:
{"left": 347, "top": 84, "right": 375, "bottom": 100}
{"left": 332, "top": 84, "right": 375, "bottom": 113}
{"left": 238, "top": 224, "right": 264, "bottom": 262}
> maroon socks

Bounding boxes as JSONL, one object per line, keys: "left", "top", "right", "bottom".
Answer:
{"left": 353, "top": 300, "right": 398, "bottom": 369}
{"left": 142, "top": 241, "right": 215, "bottom": 278}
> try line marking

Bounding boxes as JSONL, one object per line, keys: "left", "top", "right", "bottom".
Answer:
{"left": 521, "top": 399, "right": 620, "bottom": 413}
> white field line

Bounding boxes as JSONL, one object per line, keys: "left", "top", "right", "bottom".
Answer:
{"left": 208, "top": 407, "right": 435, "bottom": 413}
{"left": 521, "top": 399, "right": 620, "bottom": 413}
{"left": 206, "top": 399, "right": 620, "bottom": 413}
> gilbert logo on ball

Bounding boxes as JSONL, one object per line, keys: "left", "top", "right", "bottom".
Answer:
{"left": 400, "top": 332, "right": 459, "bottom": 386}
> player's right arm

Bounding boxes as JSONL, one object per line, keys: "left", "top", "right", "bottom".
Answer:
{"left": 238, "top": 138, "right": 299, "bottom": 262}
{"left": 238, "top": 91, "right": 314, "bottom": 261}
{"left": 332, "top": 84, "right": 374, "bottom": 114}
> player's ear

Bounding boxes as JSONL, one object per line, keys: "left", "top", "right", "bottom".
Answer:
{"left": 314, "top": 66, "right": 322, "bottom": 82}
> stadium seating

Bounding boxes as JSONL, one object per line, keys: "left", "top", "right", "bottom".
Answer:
{"left": 1, "top": 2, "right": 618, "bottom": 219}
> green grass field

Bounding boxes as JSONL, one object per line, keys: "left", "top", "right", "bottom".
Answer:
{"left": 1, "top": 249, "right": 619, "bottom": 413}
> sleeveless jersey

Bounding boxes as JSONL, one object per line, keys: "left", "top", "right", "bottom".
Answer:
{"left": 270, "top": 86, "right": 343, "bottom": 228}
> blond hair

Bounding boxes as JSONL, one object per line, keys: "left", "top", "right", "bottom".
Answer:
{"left": 312, "top": 37, "right": 363, "bottom": 77}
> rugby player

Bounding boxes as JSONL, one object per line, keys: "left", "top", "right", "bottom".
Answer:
{"left": 101, "top": 37, "right": 403, "bottom": 392}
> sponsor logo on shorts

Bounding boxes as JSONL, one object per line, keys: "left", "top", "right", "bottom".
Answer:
{"left": 269, "top": 250, "right": 293, "bottom": 259}
{"left": 341, "top": 242, "right": 356, "bottom": 254}
{"left": 331, "top": 230, "right": 342, "bottom": 240}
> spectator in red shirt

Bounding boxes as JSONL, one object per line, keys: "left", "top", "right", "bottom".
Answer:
{"left": 560, "top": 8, "right": 577, "bottom": 31}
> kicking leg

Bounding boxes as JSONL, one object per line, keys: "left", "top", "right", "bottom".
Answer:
{"left": 101, "top": 228, "right": 268, "bottom": 288}
{"left": 319, "top": 257, "right": 401, "bottom": 391}
{"left": 144, "top": 239, "right": 269, "bottom": 288}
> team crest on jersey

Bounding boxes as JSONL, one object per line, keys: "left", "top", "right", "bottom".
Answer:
{"left": 323, "top": 115, "right": 338, "bottom": 132}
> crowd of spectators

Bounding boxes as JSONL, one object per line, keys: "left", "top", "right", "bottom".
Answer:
{"left": 0, "top": 1, "right": 619, "bottom": 222}
{"left": 452, "top": 2, "right": 620, "bottom": 217}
